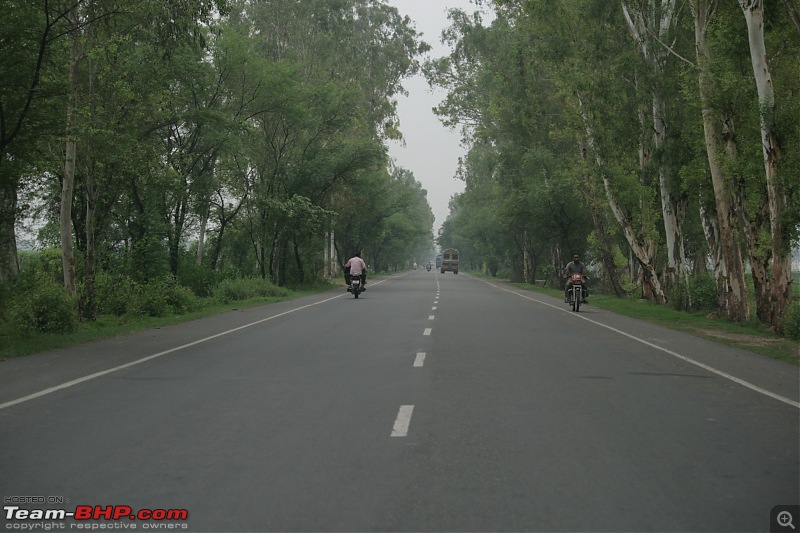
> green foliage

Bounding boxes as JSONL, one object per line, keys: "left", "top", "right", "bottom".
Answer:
{"left": 783, "top": 302, "right": 800, "bottom": 341}
{"left": 176, "top": 260, "right": 218, "bottom": 298}
{"left": 668, "top": 274, "right": 718, "bottom": 312}
{"left": 213, "top": 277, "right": 290, "bottom": 304}
{"left": 129, "top": 283, "right": 169, "bottom": 318}
{"left": 95, "top": 272, "right": 138, "bottom": 317}
{"left": 17, "top": 249, "right": 66, "bottom": 286}
{"left": 153, "top": 275, "right": 199, "bottom": 315}
{"left": 8, "top": 276, "right": 76, "bottom": 335}
{"left": 95, "top": 273, "right": 198, "bottom": 317}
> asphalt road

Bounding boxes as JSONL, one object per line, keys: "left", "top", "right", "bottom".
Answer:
{"left": 1, "top": 271, "right": 798, "bottom": 532}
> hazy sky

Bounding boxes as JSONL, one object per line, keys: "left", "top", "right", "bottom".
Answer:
{"left": 385, "top": 0, "right": 481, "bottom": 237}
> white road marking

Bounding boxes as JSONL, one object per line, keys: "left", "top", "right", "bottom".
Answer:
{"left": 432, "top": 306, "right": 437, "bottom": 310}
{"left": 414, "top": 352, "right": 426, "bottom": 367}
{"left": 477, "top": 277, "right": 800, "bottom": 409}
{"left": 391, "top": 405, "right": 414, "bottom": 437}
{"left": 428, "top": 315, "right": 435, "bottom": 320}
{"left": 423, "top": 328, "right": 432, "bottom": 336}
{"left": 0, "top": 285, "right": 392, "bottom": 411}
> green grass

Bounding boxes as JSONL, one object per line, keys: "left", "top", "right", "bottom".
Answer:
{"left": 0, "top": 283, "right": 337, "bottom": 361}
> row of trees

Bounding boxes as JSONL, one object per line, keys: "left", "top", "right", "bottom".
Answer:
{"left": 1, "top": 0, "right": 435, "bottom": 321}
{"left": 429, "top": 0, "right": 799, "bottom": 332}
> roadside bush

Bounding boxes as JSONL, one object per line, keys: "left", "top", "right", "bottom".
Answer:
{"left": 17, "top": 248, "right": 69, "bottom": 285}
{"left": 156, "top": 275, "right": 199, "bottom": 314}
{"left": 177, "top": 262, "right": 217, "bottom": 297}
{"left": 95, "top": 272, "right": 138, "bottom": 316}
{"left": 669, "top": 273, "right": 717, "bottom": 312}
{"left": 0, "top": 282, "right": 10, "bottom": 321}
{"left": 783, "top": 301, "right": 800, "bottom": 341}
{"left": 214, "top": 277, "right": 289, "bottom": 304}
{"left": 8, "top": 277, "right": 76, "bottom": 335}
{"left": 129, "top": 282, "right": 168, "bottom": 318}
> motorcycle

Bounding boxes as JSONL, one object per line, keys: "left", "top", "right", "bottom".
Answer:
{"left": 566, "top": 273, "right": 587, "bottom": 312}
{"left": 349, "top": 274, "right": 363, "bottom": 299}
{"left": 426, "top": 263, "right": 431, "bottom": 272}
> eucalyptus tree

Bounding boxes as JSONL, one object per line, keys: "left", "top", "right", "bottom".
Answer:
{"left": 737, "top": 0, "right": 798, "bottom": 330}
{"left": 334, "top": 166, "right": 433, "bottom": 273}
{"left": 217, "top": 0, "right": 429, "bottom": 284}
{"left": 0, "top": 1, "right": 69, "bottom": 283}
{"left": 237, "top": 0, "right": 429, "bottom": 141}
{"left": 428, "top": 2, "right": 659, "bottom": 297}
{"left": 621, "top": 0, "right": 690, "bottom": 290}
{"left": 55, "top": 0, "right": 226, "bottom": 316}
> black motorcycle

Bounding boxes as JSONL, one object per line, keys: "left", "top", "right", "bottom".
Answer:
{"left": 349, "top": 274, "right": 363, "bottom": 299}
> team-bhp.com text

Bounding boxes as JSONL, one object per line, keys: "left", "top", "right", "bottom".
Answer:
{"left": 4, "top": 506, "right": 189, "bottom": 530}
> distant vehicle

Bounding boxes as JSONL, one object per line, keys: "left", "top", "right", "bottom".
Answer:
{"left": 440, "top": 248, "right": 459, "bottom": 274}
{"left": 435, "top": 255, "right": 442, "bottom": 269}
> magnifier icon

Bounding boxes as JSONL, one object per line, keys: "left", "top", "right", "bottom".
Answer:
{"left": 778, "top": 511, "right": 796, "bottom": 530}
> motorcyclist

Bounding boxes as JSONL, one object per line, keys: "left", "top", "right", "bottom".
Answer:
{"left": 563, "top": 253, "right": 588, "bottom": 302}
{"left": 345, "top": 251, "right": 367, "bottom": 292}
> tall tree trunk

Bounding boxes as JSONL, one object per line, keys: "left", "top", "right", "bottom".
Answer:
{"left": 0, "top": 183, "right": 19, "bottom": 283}
{"left": 293, "top": 238, "right": 305, "bottom": 284}
{"left": 622, "top": 0, "right": 688, "bottom": 289}
{"left": 740, "top": 0, "right": 792, "bottom": 331}
{"left": 690, "top": 0, "right": 750, "bottom": 321}
{"left": 196, "top": 200, "right": 208, "bottom": 267}
{"left": 61, "top": 3, "right": 80, "bottom": 299}
{"left": 578, "top": 94, "right": 667, "bottom": 303}
{"left": 83, "top": 172, "right": 99, "bottom": 320}
{"left": 578, "top": 140, "right": 625, "bottom": 296}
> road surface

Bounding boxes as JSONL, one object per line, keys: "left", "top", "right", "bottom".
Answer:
{"left": 1, "top": 271, "right": 798, "bottom": 531}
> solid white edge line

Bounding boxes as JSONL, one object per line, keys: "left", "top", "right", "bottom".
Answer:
{"left": 477, "top": 278, "right": 800, "bottom": 409}
{"left": 391, "top": 405, "right": 414, "bottom": 437}
{"left": 414, "top": 352, "right": 426, "bottom": 367}
{"left": 1, "top": 281, "right": 396, "bottom": 411}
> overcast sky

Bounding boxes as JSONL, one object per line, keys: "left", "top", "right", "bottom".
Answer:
{"left": 385, "top": 0, "right": 484, "bottom": 237}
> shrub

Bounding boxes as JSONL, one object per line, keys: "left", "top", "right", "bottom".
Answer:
{"left": 156, "top": 275, "right": 199, "bottom": 314}
{"left": 669, "top": 273, "right": 717, "bottom": 312}
{"left": 783, "top": 301, "right": 800, "bottom": 341}
{"left": 177, "top": 262, "right": 217, "bottom": 297}
{"left": 8, "top": 278, "right": 76, "bottom": 335}
{"left": 129, "top": 283, "right": 168, "bottom": 318}
{"left": 95, "top": 272, "right": 138, "bottom": 316}
{"left": 214, "top": 277, "right": 289, "bottom": 304}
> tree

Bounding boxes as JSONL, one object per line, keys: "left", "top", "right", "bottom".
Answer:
{"left": 738, "top": 0, "right": 795, "bottom": 330}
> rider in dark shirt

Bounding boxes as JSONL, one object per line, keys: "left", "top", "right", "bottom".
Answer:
{"left": 563, "top": 253, "right": 588, "bottom": 302}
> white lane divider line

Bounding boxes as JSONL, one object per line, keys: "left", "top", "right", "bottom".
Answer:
{"left": 0, "top": 284, "right": 392, "bottom": 411}
{"left": 477, "top": 278, "right": 800, "bottom": 410}
{"left": 391, "top": 405, "right": 414, "bottom": 437}
{"left": 432, "top": 306, "right": 437, "bottom": 310}
{"left": 423, "top": 328, "right": 432, "bottom": 336}
{"left": 428, "top": 315, "right": 435, "bottom": 320}
{"left": 414, "top": 352, "right": 426, "bottom": 367}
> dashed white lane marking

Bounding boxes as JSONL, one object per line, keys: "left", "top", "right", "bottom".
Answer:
{"left": 432, "top": 306, "right": 437, "bottom": 310}
{"left": 476, "top": 277, "right": 800, "bottom": 409}
{"left": 423, "top": 328, "right": 432, "bottom": 336}
{"left": 428, "top": 315, "right": 435, "bottom": 320}
{"left": 414, "top": 352, "right": 426, "bottom": 367}
{"left": 391, "top": 405, "right": 415, "bottom": 437}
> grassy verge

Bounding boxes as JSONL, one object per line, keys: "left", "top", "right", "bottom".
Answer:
{"left": 0, "top": 283, "right": 336, "bottom": 361}
{"left": 473, "top": 271, "right": 799, "bottom": 366}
